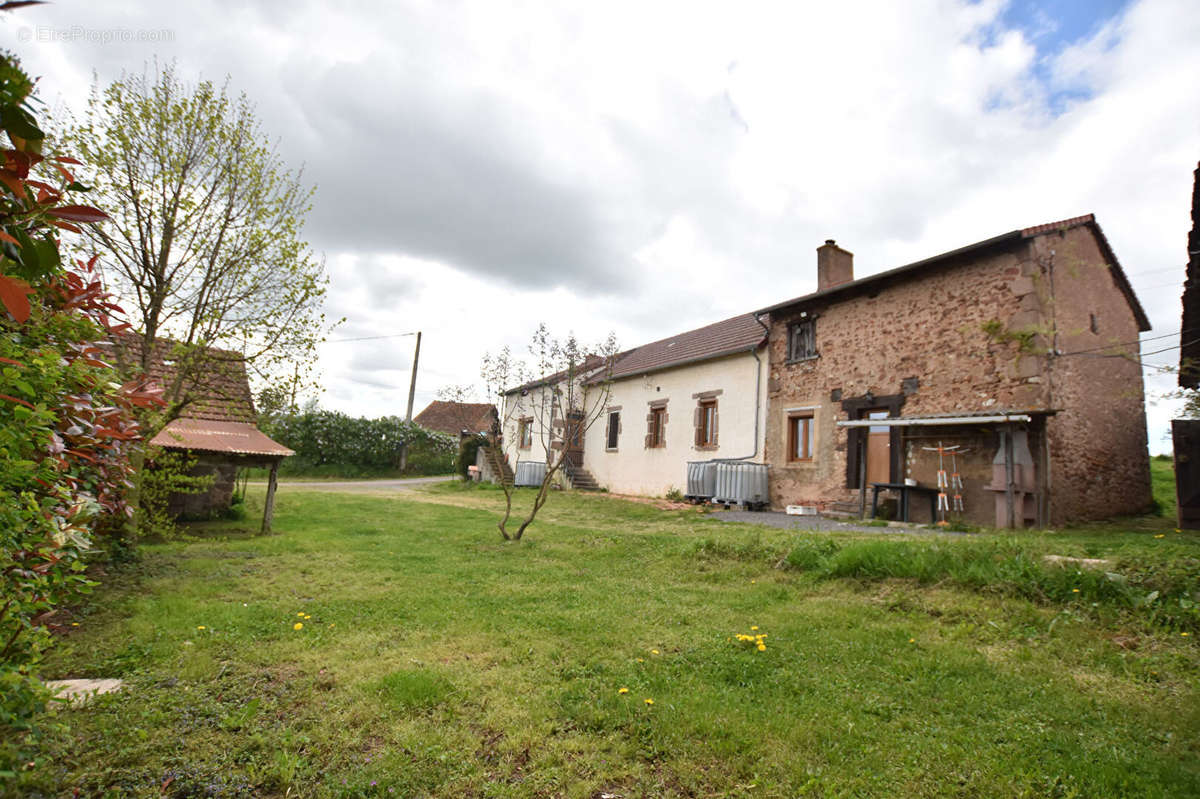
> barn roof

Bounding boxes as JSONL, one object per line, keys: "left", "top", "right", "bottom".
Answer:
{"left": 758, "top": 214, "right": 1150, "bottom": 332}
{"left": 107, "top": 332, "right": 257, "bottom": 423}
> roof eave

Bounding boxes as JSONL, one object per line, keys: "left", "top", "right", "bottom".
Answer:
{"left": 756, "top": 230, "right": 1024, "bottom": 316}
{"left": 596, "top": 340, "right": 766, "bottom": 384}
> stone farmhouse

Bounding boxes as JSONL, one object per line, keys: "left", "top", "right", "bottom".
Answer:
{"left": 497, "top": 214, "right": 1152, "bottom": 527}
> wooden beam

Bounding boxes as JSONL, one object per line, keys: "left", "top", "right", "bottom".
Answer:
{"left": 262, "top": 459, "right": 279, "bottom": 534}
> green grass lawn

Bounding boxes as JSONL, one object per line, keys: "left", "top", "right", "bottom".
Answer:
{"left": 11, "top": 473, "right": 1200, "bottom": 798}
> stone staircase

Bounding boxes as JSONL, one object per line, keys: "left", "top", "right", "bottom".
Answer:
{"left": 481, "top": 446, "right": 514, "bottom": 487}
{"left": 563, "top": 458, "right": 600, "bottom": 491}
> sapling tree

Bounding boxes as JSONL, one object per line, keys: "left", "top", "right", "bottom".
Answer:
{"left": 481, "top": 324, "right": 618, "bottom": 541}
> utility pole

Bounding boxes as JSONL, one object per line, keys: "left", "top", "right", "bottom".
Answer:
{"left": 406, "top": 330, "right": 422, "bottom": 422}
{"left": 400, "top": 331, "right": 421, "bottom": 471}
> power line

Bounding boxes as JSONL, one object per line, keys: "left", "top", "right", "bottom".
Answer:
{"left": 326, "top": 332, "right": 418, "bottom": 344}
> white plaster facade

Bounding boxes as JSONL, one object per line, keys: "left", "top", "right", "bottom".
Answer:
{"left": 582, "top": 350, "right": 767, "bottom": 497}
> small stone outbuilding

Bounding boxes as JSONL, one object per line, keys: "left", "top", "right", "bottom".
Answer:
{"left": 111, "top": 334, "right": 293, "bottom": 532}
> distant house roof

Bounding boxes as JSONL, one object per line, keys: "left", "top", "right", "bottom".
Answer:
{"left": 414, "top": 401, "right": 497, "bottom": 435}
{"left": 150, "top": 418, "right": 294, "bottom": 457}
{"left": 605, "top": 313, "right": 766, "bottom": 381}
{"left": 757, "top": 214, "right": 1151, "bottom": 332}
{"left": 107, "top": 332, "right": 257, "bottom": 423}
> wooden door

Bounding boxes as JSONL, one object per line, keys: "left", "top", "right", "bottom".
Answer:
{"left": 564, "top": 410, "right": 585, "bottom": 468}
{"left": 865, "top": 409, "right": 891, "bottom": 485}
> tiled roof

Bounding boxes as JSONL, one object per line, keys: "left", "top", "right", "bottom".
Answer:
{"left": 107, "top": 333, "right": 256, "bottom": 423}
{"left": 504, "top": 354, "right": 612, "bottom": 395}
{"left": 758, "top": 214, "right": 1150, "bottom": 332}
{"left": 606, "top": 313, "right": 766, "bottom": 381}
{"left": 150, "top": 418, "right": 294, "bottom": 457}
{"left": 414, "top": 401, "right": 497, "bottom": 436}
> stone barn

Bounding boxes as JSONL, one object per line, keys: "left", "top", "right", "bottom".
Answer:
{"left": 757, "top": 215, "right": 1153, "bottom": 527}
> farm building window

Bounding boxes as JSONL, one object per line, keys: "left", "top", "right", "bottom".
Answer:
{"left": 787, "top": 319, "right": 817, "bottom": 361}
{"left": 518, "top": 418, "right": 533, "bottom": 449}
{"left": 695, "top": 398, "right": 718, "bottom": 449}
{"left": 787, "top": 411, "right": 814, "bottom": 462}
{"left": 606, "top": 411, "right": 620, "bottom": 450}
{"left": 646, "top": 402, "right": 668, "bottom": 449}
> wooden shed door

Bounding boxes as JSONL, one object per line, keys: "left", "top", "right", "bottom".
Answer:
{"left": 865, "top": 410, "right": 891, "bottom": 485}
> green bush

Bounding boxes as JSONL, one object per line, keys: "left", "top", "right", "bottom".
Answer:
{"left": 261, "top": 409, "right": 457, "bottom": 477}
{"left": 456, "top": 433, "right": 487, "bottom": 480}
{"left": 0, "top": 50, "right": 158, "bottom": 771}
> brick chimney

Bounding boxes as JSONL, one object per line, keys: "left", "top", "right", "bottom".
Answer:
{"left": 817, "top": 239, "right": 854, "bottom": 290}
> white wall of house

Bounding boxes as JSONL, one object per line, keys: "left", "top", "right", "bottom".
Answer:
{"left": 582, "top": 350, "right": 767, "bottom": 497}
{"left": 500, "top": 383, "right": 556, "bottom": 469}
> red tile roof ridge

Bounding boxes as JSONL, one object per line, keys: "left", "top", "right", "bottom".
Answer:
{"left": 1020, "top": 213, "right": 1095, "bottom": 238}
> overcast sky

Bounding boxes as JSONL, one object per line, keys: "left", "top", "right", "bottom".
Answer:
{"left": 6, "top": 0, "right": 1198, "bottom": 453}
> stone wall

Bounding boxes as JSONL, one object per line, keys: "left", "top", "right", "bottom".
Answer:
{"left": 166, "top": 456, "right": 237, "bottom": 519}
{"left": 1032, "top": 227, "right": 1152, "bottom": 522}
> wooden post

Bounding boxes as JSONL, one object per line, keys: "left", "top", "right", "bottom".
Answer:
{"left": 261, "top": 459, "right": 279, "bottom": 534}
{"left": 857, "top": 435, "right": 868, "bottom": 519}
{"left": 1004, "top": 427, "right": 1016, "bottom": 529}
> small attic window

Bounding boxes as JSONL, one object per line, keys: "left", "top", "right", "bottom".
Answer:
{"left": 1089, "top": 313, "right": 1099, "bottom": 334}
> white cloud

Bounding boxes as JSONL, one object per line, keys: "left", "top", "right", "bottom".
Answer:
{"left": 8, "top": 0, "right": 1199, "bottom": 453}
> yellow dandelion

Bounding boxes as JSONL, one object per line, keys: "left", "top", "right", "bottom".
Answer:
{"left": 757, "top": 643, "right": 766, "bottom": 651}
{"left": 1155, "top": 534, "right": 1165, "bottom": 539}
{"left": 636, "top": 658, "right": 644, "bottom": 663}
{"left": 1184, "top": 632, "right": 1191, "bottom": 637}
{"left": 750, "top": 579, "right": 757, "bottom": 584}
{"left": 750, "top": 626, "right": 759, "bottom": 631}
{"left": 293, "top": 622, "right": 304, "bottom": 630}
{"left": 197, "top": 625, "right": 206, "bottom": 630}
{"left": 297, "top": 612, "right": 305, "bottom": 617}
{"left": 70, "top": 622, "right": 79, "bottom": 627}
{"left": 618, "top": 687, "right": 629, "bottom": 694}
{"left": 651, "top": 649, "right": 660, "bottom": 655}
{"left": 644, "top": 698, "right": 654, "bottom": 705}
{"left": 329, "top": 623, "right": 335, "bottom": 628}
{"left": 909, "top": 638, "right": 915, "bottom": 643}
{"left": 1176, "top": 528, "right": 1182, "bottom": 533}
{"left": 1072, "top": 589, "right": 1080, "bottom": 593}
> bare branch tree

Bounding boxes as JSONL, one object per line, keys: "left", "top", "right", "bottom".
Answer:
{"left": 481, "top": 325, "right": 618, "bottom": 541}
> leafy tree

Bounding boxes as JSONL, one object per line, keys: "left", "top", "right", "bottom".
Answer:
{"left": 481, "top": 324, "right": 618, "bottom": 541}
{"left": 63, "top": 63, "right": 332, "bottom": 418}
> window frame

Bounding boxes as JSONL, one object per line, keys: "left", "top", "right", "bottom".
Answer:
{"left": 648, "top": 405, "right": 667, "bottom": 449}
{"left": 518, "top": 417, "right": 533, "bottom": 449}
{"left": 786, "top": 410, "right": 814, "bottom": 463}
{"left": 787, "top": 318, "right": 818, "bottom": 362}
{"left": 697, "top": 398, "right": 718, "bottom": 449}
{"left": 606, "top": 410, "right": 620, "bottom": 451}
